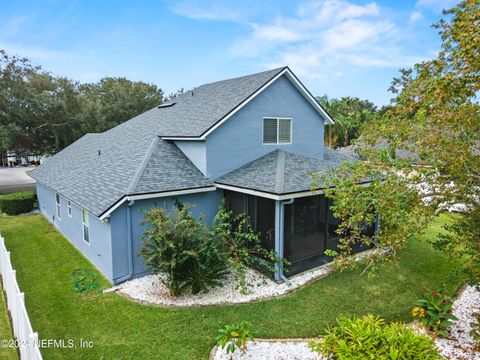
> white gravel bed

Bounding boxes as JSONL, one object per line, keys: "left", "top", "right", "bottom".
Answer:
{"left": 433, "top": 285, "right": 480, "bottom": 360}
{"left": 117, "top": 264, "right": 332, "bottom": 306}
{"left": 211, "top": 340, "right": 324, "bottom": 360}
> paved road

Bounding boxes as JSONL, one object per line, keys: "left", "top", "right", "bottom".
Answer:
{"left": 0, "top": 167, "right": 36, "bottom": 194}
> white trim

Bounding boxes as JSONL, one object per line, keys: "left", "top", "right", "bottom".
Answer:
{"left": 161, "top": 67, "right": 334, "bottom": 142}
{"left": 81, "top": 209, "right": 90, "bottom": 245}
{"left": 214, "top": 183, "right": 325, "bottom": 200}
{"left": 160, "top": 137, "right": 204, "bottom": 141}
{"left": 283, "top": 69, "right": 335, "bottom": 125}
{"left": 55, "top": 193, "right": 61, "bottom": 220}
{"left": 98, "top": 186, "right": 217, "bottom": 220}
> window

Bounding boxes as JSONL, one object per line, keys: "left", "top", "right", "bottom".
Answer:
{"left": 55, "top": 193, "right": 61, "bottom": 219}
{"left": 263, "top": 117, "right": 292, "bottom": 144}
{"left": 67, "top": 201, "right": 72, "bottom": 217}
{"left": 82, "top": 209, "right": 89, "bottom": 244}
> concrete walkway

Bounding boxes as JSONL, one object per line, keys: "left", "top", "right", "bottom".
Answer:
{"left": 0, "top": 167, "right": 36, "bottom": 194}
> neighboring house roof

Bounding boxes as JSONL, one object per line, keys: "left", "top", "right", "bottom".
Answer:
{"left": 215, "top": 149, "right": 352, "bottom": 199}
{"left": 29, "top": 67, "right": 335, "bottom": 218}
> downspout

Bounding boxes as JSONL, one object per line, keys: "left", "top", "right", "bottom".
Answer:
{"left": 274, "top": 198, "right": 294, "bottom": 285}
{"left": 126, "top": 200, "right": 135, "bottom": 280}
{"left": 114, "top": 200, "right": 135, "bottom": 284}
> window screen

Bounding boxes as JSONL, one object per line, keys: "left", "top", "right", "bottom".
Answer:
{"left": 278, "top": 118, "right": 291, "bottom": 143}
{"left": 263, "top": 118, "right": 277, "bottom": 144}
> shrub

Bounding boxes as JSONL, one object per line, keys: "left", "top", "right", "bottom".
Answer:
{"left": 141, "top": 202, "right": 287, "bottom": 297}
{"left": 0, "top": 191, "right": 36, "bottom": 215}
{"left": 412, "top": 290, "right": 457, "bottom": 337}
{"left": 212, "top": 204, "right": 288, "bottom": 294}
{"left": 140, "top": 206, "right": 229, "bottom": 296}
{"left": 308, "top": 315, "right": 441, "bottom": 359}
{"left": 215, "top": 321, "right": 256, "bottom": 355}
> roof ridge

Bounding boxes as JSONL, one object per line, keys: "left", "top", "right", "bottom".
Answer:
{"left": 127, "top": 136, "right": 160, "bottom": 194}
{"left": 191, "top": 67, "right": 285, "bottom": 91}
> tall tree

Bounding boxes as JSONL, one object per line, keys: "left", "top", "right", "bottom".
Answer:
{"left": 0, "top": 50, "right": 165, "bottom": 157}
{"left": 315, "top": 0, "right": 480, "bottom": 283}
{"left": 318, "top": 95, "right": 377, "bottom": 148}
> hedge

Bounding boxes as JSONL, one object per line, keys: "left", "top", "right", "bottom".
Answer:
{"left": 0, "top": 191, "right": 36, "bottom": 215}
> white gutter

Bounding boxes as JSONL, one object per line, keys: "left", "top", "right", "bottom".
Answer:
{"left": 99, "top": 186, "right": 217, "bottom": 220}
{"left": 214, "top": 183, "right": 325, "bottom": 201}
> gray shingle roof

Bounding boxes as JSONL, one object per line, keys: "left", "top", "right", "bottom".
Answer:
{"left": 215, "top": 149, "right": 350, "bottom": 195}
{"left": 29, "top": 67, "right": 285, "bottom": 217}
{"left": 105, "top": 67, "right": 285, "bottom": 138}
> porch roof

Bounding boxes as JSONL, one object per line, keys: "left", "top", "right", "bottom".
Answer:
{"left": 214, "top": 149, "right": 352, "bottom": 197}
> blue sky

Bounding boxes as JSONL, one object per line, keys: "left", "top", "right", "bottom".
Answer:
{"left": 0, "top": 0, "right": 458, "bottom": 105}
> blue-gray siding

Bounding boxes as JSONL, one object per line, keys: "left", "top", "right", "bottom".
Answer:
{"left": 109, "top": 189, "right": 224, "bottom": 283}
{"left": 174, "top": 140, "right": 207, "bottom": 175}
{"left": 206, "top": 74, "right": 325, "bottom": 179}
{"left": 37, "top": 182, "right": 224, "bottom": 284}
{"left": 36, "top": 183, "right": 114, "bottom": 280}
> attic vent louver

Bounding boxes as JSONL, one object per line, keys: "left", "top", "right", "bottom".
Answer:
{"left": 157, "top": 102, "right": 176, "bottom": 108}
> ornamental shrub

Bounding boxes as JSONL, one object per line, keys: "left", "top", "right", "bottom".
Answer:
{"left": 212, "top": 203, "right": 288, "bottom": 294}
{"left": 412, "top": 290, "right": 457, "bottom": 337}
{"left": 140, "top": 206, "right": 229, "bottom": 296}
{"left": 308, "top": 315, "right": 441, "bottom": 359}
{"left": 0, "top": 191, "right": 36, "bottom": 215}
{"left": 141, "top": 202, "right": 286, "bottom": 296}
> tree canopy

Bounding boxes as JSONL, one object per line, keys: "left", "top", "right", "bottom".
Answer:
{"left": 318, "top": 95, "right": 377, "bottom": 148}
{"left": 0, "top": 50, "right": 164, "bottom": 157}
{"left": 317, "top": 0, "right": 479, "bottom": 283}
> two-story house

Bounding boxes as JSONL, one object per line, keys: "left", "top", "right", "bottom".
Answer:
{"left": 30, "top": 67, "right": 373, "bottom": 285}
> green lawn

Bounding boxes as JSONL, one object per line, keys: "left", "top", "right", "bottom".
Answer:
{"left": 0, "top": 282, "right": 18, "bottom": 360}
{"left": 0, "top": 213, "right": 464, "bottom": 359}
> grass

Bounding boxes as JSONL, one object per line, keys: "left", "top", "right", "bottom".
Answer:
{"left": 0, "top": 282, "right": 18, "bottom": 360}
{"left": 0, "top": 213, "right": 464, "bottom": 359}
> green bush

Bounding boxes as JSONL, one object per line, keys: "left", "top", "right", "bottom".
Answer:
{"left": 212, "top": 204, "right": 288, "bottom": 294}
{"left": 0, "top": 191, "right": 36, "bottom": 215}
{"left": 141, "top": 202, "right": 287, "bottom": 296}
{"left": 412, "top": 290, "right": 457, "bottom": 337}
{"left": 141, "top": 206, "right": 229, "bottom": 296}
{"left": 308, "top": 315, "right": 441, "bottom": 359}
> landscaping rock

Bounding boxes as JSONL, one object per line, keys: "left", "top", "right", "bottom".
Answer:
{"left": 118, "top": 265, "right": 331, "bottom": 306}
{"left": 211, "top": 340, "right": 324, "bottom": 360}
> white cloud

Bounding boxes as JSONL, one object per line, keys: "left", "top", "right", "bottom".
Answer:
{"left": 173, "top": 0, "right": 435, "bottom": 88}
{"left": 229, "top": 0, "right": 423, "bottom": 80}
{"left": 252, "top": 23, "right": 301, "bottom": 42}
{"left": 323, "top": 19, "right": 394, "bottom": 50}
{"left": 409, "top": 11, "right": 423, "bottom": 23}
{"left": 416, "top": 0, "right": 458, "bottom": 12}
{"left": 0, "top": 41, "right": 77, "bottom": 61}
{"left": 170, "top": 0, "right": 247, "bottom": 22}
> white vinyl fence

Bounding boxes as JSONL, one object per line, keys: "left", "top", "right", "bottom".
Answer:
{"left": 0, "top": 235, "right": 42, "bottom": 360}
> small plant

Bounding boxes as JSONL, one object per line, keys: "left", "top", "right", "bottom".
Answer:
{"left": 308, "top": 315, "right": 440, "bottom": 359}
{"left": 412, "top": 290, "right": 457, "bottom": 337}
{"left": 215, "top": 321, "right": 256, "bottom": 355}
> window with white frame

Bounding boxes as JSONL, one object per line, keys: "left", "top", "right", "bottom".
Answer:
{"left": 263, "top": 117, "right": 292, "bottom": 144}
{"left": 67, "top": 201, "right": 72, "bottom": 217}
{"left": 55, "top": 193, "right": 61, "bottom": 219}
{"left": 82, "top": 209, "right": 89, "bottom": 244}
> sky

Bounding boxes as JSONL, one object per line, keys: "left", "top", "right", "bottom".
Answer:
{"left": 0, "top": 0, "right": 459, "bottom": 105}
